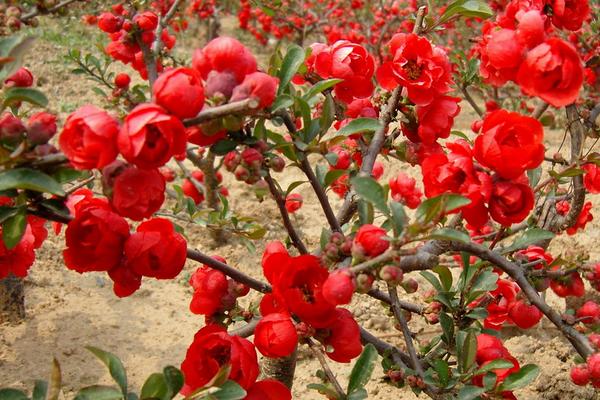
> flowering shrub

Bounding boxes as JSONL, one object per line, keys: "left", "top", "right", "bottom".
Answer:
{"left": 1, "top": 0, "right": 600, "bottom": 399}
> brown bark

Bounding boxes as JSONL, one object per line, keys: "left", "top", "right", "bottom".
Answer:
{"left": 0, "top": 274, "right": 25, "bottom": 323}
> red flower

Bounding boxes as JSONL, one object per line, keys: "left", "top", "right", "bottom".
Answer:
{"left": 189, "top": 257, "right": 229, "bottom": 316}
{"left": 474, "top": 333, "right": 520, "bottom": 390}
{"left": 187, "top": 126, "right": 227, "bottom": 147}
{"left": 583, "top": 164, "right": 600, "bottom": 194}
{"left": 181, "top": 325, "right": 259, "bottom": 395}
{"left": 270, "top": 254, "right": 337, "bottom": 327}
{"left": 352, "top": 224, "right": 389, "bottom": 258}
{"left": 310, "top": 40, "right": 375, "bottom": 103}
{"left": 124, "top": 218, "right": 186, "bottom": 280}
{"left": 254, "top": 313, "right": 298, "bottom": 358}
{"left": 0, "top": 112, "right": 25, "bottom": 143}
{"left": 63, "top": 198, "right": 130, "bottom": 273}
{"left": 98, "top": 12, "right": 122, "bottom": 33}
{"left": 508, "top": 300, "right": 543, "bottom": 328}
{"left": 482, "top": 278, "right": 519, "bottom": 330}
{"left": 576, "top": 301, "right": 600, "bottom": 324}
{"left": 377, "top": 33, "right": 452, "bottom": 105}
{"left": 478, "top": 26, "right": 525, "bottom": 87}
{"left": 331, "top": 173, "right": 350, "bottom": 198}
{"left": 245, "top": 380, "right": 292, "bottom": 400}
{"left": 516, "top": 38, "right": 584, "bottom": 107}
{"left": 489, "top": 176, "right": 534, "bottom": 226}
{"left": 26, "top": 112, "right": 57, "bottom": 145}
{"left": 114, "top": 73, "right": 131, "bottom": 89}
{"left": 551, "top": 271, "right": 585, "bottom": 297}
{"left": 134, "top": 11, "right": 158, "bottom": 31}
{"left": 5, "top": 67, "right": 33, "bottom": 87}
{"left": 192, "top": 37, "right": 257, "bottom": 83}
{"left": 118, "top": 103, "right": 187, "bottom": 169}
{"left": 566, "top": 201, "right": 593, "bottom": 235}
{"left": 322, "top": 269, "right": 355, "bottom": 306}
{"left": 415, "top": 95, "right": 461, "bottom": 144}
{"left": 59, "top": 105, "right": 120, "bottom": 170}
{"left": 474, "top": 109, "right": 545, "bottom": 180}
{"left": 284, "top": 193, "right": 303, "bottom": 213}
{"left": 261, "top": 241, "right": 289, "bottom": 284}
{"left": 550, "top": 0, "right": 590, "bottom": 31}
{"left": 321, "top": 308, "right": 362, "bottom": 363}
{"left": 0, "top": 224, "right": 36, "bottom": 279}
{"left": 230, "top": 72, "right": 279, "bottom": 109}
{"left": 153, "top": 68, "right": 205, "bottom": 119}
{"left": 110, "top": 166, "right": 165, "bottom": 220}
{"left": 389, "top": 173, "right": 422, "bottom": 209}
{"left": 108, "top": 263, "right": 142, "bottom": 298}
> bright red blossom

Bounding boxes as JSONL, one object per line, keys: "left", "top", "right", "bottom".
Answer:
{"left": 153, "top": 68, "right": 205, "bottom": 119}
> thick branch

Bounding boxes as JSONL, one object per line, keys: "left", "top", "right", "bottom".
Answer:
{"left": 264, "top": 172, "right": 308, "bottom": 254}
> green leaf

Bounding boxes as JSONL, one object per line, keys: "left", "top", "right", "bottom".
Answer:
{"left": 502, "top": 228, "right": 555, "bottom": 254}
{"left": 433, "top": 359, "right": 450, "bottom": 386}
{"left": 271, "top": 94, "right": 294, "bottom": 111}
{"left": 0, "top": 389, "right": 29, "bottom": 400}
{"left": 498, "top": 364, "right": 540, "bottom": 392}
{"left": 277, "top": 45, "right": 305, "bottom": 95}
{"left": 52, "top": 168, "right": 89, "bottom": 184}
{"left": 457, "top": 385, "right": 486, "bottom": 400}
{"left": 210, "top": 381, "right": 247, "bottom": 400}
{"left": 0, "top": 206, "right": 19, "bottom": 225}
{"left": 351, "top": 176, "right": 390, "bottom": 216}
{"left": 307, "top": 383, "right": 339, "bottom": 399}
{"left": 433, "top": 265, "right": 453, "bottom": 291}
{"left": 439, "top": 312, "right": 454, "bottom": 344}
{"left": 416, "top": 194, "right": 470, "bottom": 224}
{"left": 210, "top": 140, "right": 238, "bottom": 156}
{"left": 527, "top": 167, "right": 542, "bottom": 188}
{"left": 303, "top": 78, "right": 343, "bottom": 100}
{"left": 460, "top": 330, "right": 477, "bottom": 373}
{"left": 324, "top": 169, "right": 346, "bottom": 188}
{"left": 32, "top": 380, "right": 48, "bottom": 400}
{"left": 0, "top": 35, "right": 36, "bottom": 82}
{"left": 2, "top": 209, "right": 26, "bottom": 250}
{"left": 429, "top": 228, "right": 470, "bottom": 244}
{"left": 337, "top": 118, "right": 382, "bottom": 136}
{"left": 141, "top": 374, "right": 167, "bottom": 400}
{"left": 74, "top": 386, "right": 123, "bottom": 400}
{"left": 466, "top": 269, "right": 498, "bottom": 303}
{"left": 474, "top": 359, "right": 515, "bottom": 375}
{"left": 3, "top": 87, "right": 48, "bottom": 108}
{"left": 0, "top": 168, "right": 65, "bottom": 196}
{"left": 440, "top": 0, "right": 493, "bottom": 24}
{"left": 85, "top": 347, "right": 128, "bottom": 396}
{"left": 347, "top": 344, "right": 378, "bottom": 394}
{"left": 389, "top": 201, "right": 408, "bottom": 236}
{"left": 347, "top": 388, "right": 368, "bottom": 400}
{"left": 163, "top": 367, "right": 183, "bottom": 398}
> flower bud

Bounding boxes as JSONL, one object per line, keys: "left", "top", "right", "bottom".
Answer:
{"left": 402, "top": 278, "right": 419, "bottom": 294}
{"left": 355, "top": 273, "right": 374, "bottom": 293}
{"left": 379, "top": 265, "right": 403, "bottom": 285}
{"left": 26, "top": 112, "right": 57, "bottom": 145}
{"left": 0, "top": 112, "right": 25, "bottom": 144}
{"left": 322, "top": 269, "right": 355, "bottom": 305}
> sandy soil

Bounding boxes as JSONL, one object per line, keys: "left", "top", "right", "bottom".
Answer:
{"left": 1, "top": 12, "right": 599, "bottom": 400}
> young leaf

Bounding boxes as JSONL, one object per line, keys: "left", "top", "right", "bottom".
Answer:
{"left": 502, "top": 228, "right": 555, "bottom": 254}
{"left": 277, "top": 45, "right": 305, "bottom": 95}
{"left": 474, "top": 359, "right": 515, "bottom": 375}
{"left": 498, "top": 364, "right": 540, "bottom": 392}
{"left": 210, "top": 381, "right": 247, "bottom": 400}
{"left": 0, "top": 168, "right": 65, "bottom": 196}
{"left": 162, "top": 367, "right": 183, "bottom": 398}
{"left": 141, "top": 374, "right": 167, "bottom": 400}
{"left": 460, "top": 330, "right": 478, "bottom": 373}
{"left": 351, "top": 176, "right": 390, "bottom": 216}
{"left": 347, "top": 344, "right": 378, "bottom": 394}
{"left": 73, "top": 385, "right": 123, "bottom": 400}
{"left": 85, "top": 347, "right": 128, "bottom": 396}
{"left": 303, "top": 78, "right": 343, "bottom": 100}
{"left": 457, "top": 385, "right": 486, "bottom": 400}
{"left": 3, "top": 87, "right": 48, "bottom": 108}
{"left": 389, "top": 201, "right": 408, "bottom": 235}
{"left": 32, "top": 380, "right": 48, "bottom": 400}
{"left": 416, "top": 194, "right": 470, "bottom": 224}
{"left": 0, "top": 389, "right": 29, "bottom": 400}
{"left": 337, "top": 118, "right": 381, "bottom": 136}
{"left": 429, "top": 228, "right": 470, "bottom": 244}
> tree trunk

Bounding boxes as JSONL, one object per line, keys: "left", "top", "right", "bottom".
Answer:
{"left": 0, "top": 274, "right": 25, "bottom": 323}
{"left": 260, "top": 349, "right": 298, "bottom": 389}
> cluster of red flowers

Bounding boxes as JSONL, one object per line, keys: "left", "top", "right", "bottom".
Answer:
{"left": 180, "top": 324, "right": 291, "bottom": 399}
{"left": 475, "top": 0, "right": 588, "bottom": 107}
{"left": 97, "top": 4, "right": 175, "bottom": 79}
{"left": 255, "top": 242, "right": 362, "bottom": 362}
{"left": 475, "top": 334, "right": 521, "bottom": 399}
{"left": 62, "top": 190, "right": 187, "bottom": 297}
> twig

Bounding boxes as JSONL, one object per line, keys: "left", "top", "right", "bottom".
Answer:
{"left": 176, "top": 159, "right": 205, "bottom": 196}
{"left": 307, "top": 338, "right": 347, "bottom": 399}
{"left": 186, "top": 248, "right": 272, "bottom": 293}
{"left": 450, "top": 241, "right": 594, "bottom": 358}
{"left": 152, "top": 0, "right": 184, "bottom": 54}
{"left": 460, "top": 85, "right": 484, "bottom": 118}
{"left": 21, "top": 0, "right": 82, "bottom": 21}
{"left": 183, "top": 98, "right": 259, "bottom": 127}
{"left": 139, "top": 40, "right": 159, "bottom": 88}
{"left": 367, "top": 288, "right": 425, "bottom": 314}
{"left": 532, "top": 102, "right": 549, "bottom": 120}
{"left": 388, "top": 284, "right": 425, "bottom": 377}
{"left": 230, "top": 318, "right": 260, "bottom": 338}
{"left": 264, "top": 172, "right": 308, "bottom": 254}
{"left": 359, "top": 327, "right": 409, "bottom": 367}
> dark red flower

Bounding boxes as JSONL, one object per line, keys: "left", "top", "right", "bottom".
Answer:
{"left": 482, "top": 278, "right": 519, "bottom": 330}
{"left": 583, "top": 164, "right": 600, "bottom": 194}
{"left": 389, "top": 173, "right": 422, "bottom": 209}
{"left": 4, "top": 67, "right": 33, "bottom": 87}
{"left": 516, "top": 38, "right": 584, "bottom": 107}
{"left": 181, "top": 325, "right": 259, "bottom": 395}
{"left": 124, "top": 218, "right": 186, "bottom": 279}
{"left": 63, "top": 198, "right": 130, "bottom": 273}
{"left": 98, "top": 12, "right": 122, "bottom": 33}
{"left": 59, "top": 105, "right": 120, "bottom": 170}
{"left": 415, "top": 95, "right": 461, "bottom": 144}
{"left": 26, "top": 112, "right": 57, "bottom": 145}
{"left": 508, "top": 300, "right": 543, "bottom": 328}
{"left": 550, "top": 0, "right": 590, "bottom": 31}
{"left": 567, "top": 201, "right": 593, "bottom": 235}
{"left": 118, "top": 103, "right": 187, "bottom": 169}
{"left": 474, "top": 109, "right": 545, "bottom": 180}
{"left": 478, "top": 26, "right": 525, "bottom": 87}
{"left": 110, "top": 165, "right": 165, "bottom": 220}
{"left": 153, "top": 68, "right": 205, "bottom": 119}
{"left": 284, "top": 193, "right": 303, "bottom": 213}
{"left": 489, "top": 176, "right": 534, "bottom": 226}
{"left": 189, "top": 259, "right": 229, "bottom": 316}
{"left": 254, "top": 313, "right": 298, "bottom": 358}
{"left": 0, "top": 224, "right": 36, "bottom": 279}
{"left": 108, "top": 263, "right": 142, "bottom": 298}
